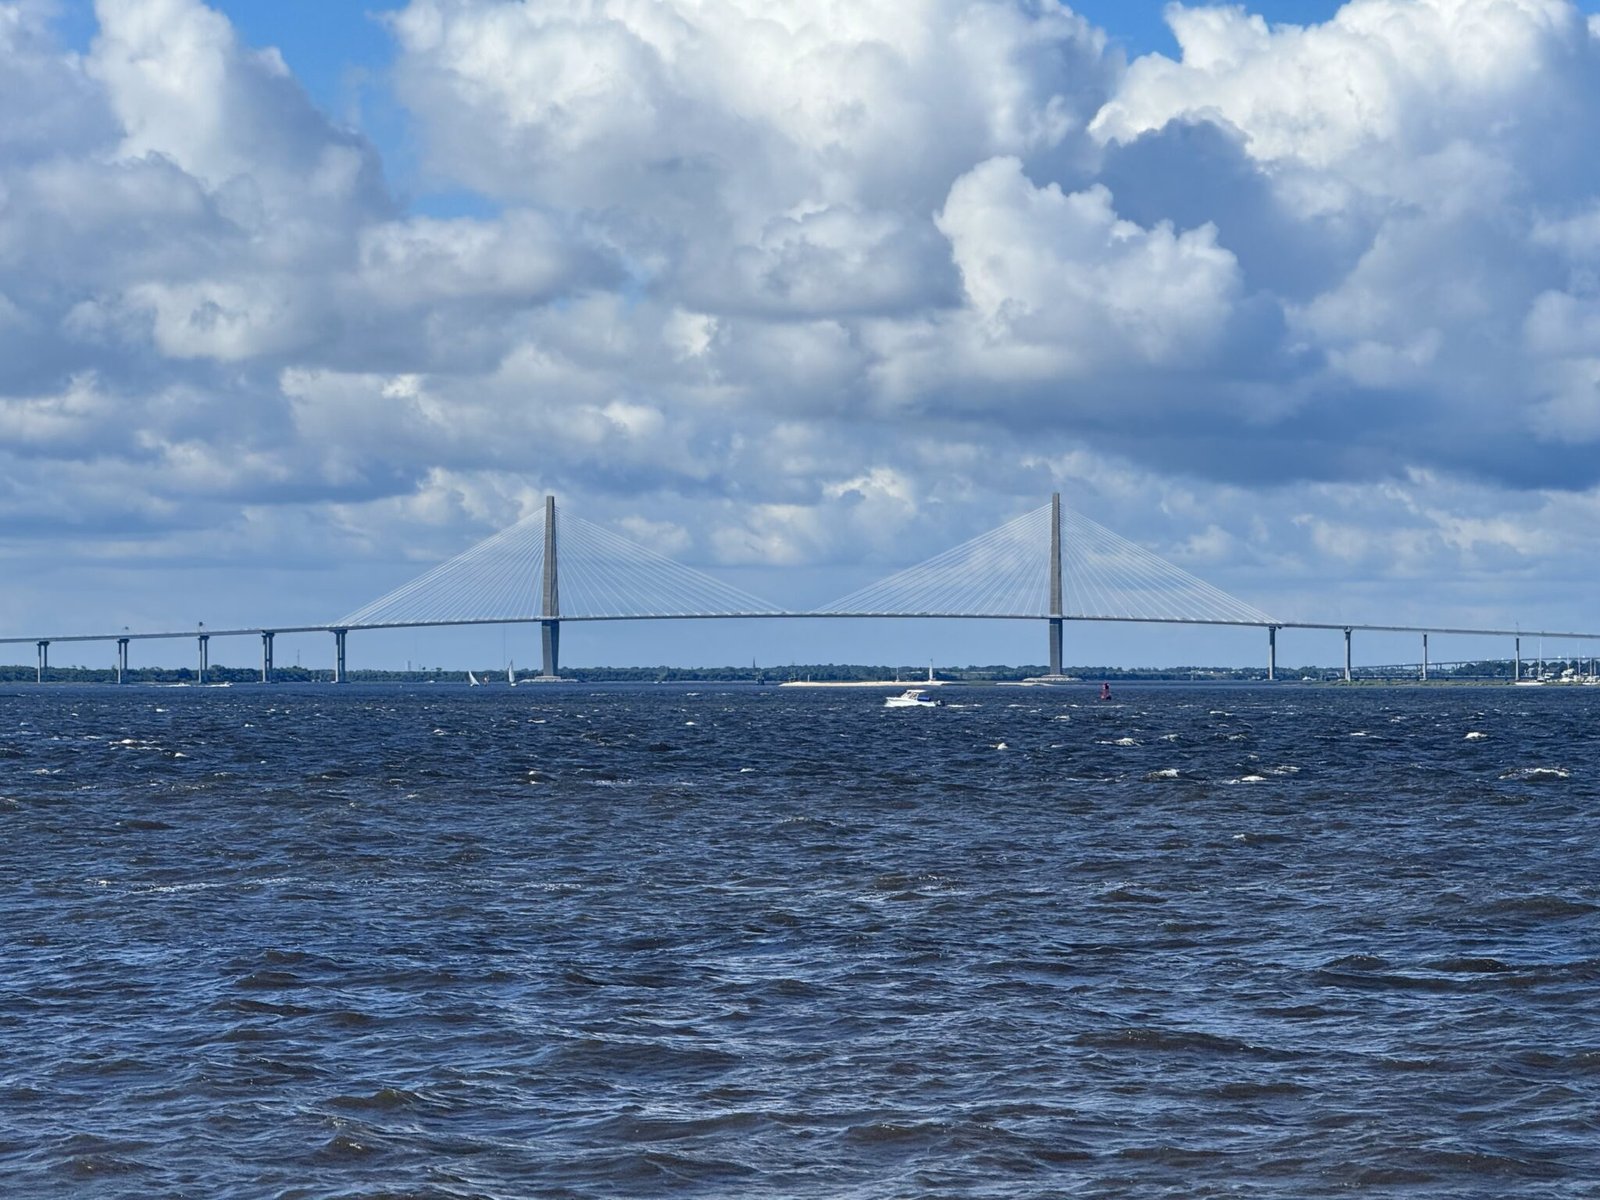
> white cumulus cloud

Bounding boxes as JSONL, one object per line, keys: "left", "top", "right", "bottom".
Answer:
{"left": 8, "top": 0, "right": 1600, "bottom": 651}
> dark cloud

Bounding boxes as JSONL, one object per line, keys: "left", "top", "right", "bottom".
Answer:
{"left": 1099, "top": 119, "right": 1370, "bottom": 300}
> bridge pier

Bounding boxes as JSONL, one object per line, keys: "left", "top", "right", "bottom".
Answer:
{"left": 534, "top": 495, "right": 564, "bottom": 680}
{"left": 36, "top": 640, "right": 48, "bottom": 684}
{"left": 261, "top": 631, "right": 274, "bottom": 684}
{"left": 197, "top": 634, "right": 209, "bottom": 684}
{"left": 1267, "top": 625, "right": 1277, "bottom": 681}
{"left": 1515, "top": 636, "right": 1521, "bottom": 681}
{"left": 117, "top": 637, "right": 129, "bottom": 684}
{"left": 1421, "top": 633, "right": 1429, "bottom": 681}
{"left": 1028, "top": 491, "right": 1071, "bottom": 681}
{"left": 1343, "top": 628, "right": 1352, "bottom": 682}
{"left": 1047, "top": 493, "right": 1065, "bottom": 677}
{"left": 541, "top": 620, "right": 560, "bottom": 678}
{"left": 333, "top": 628, "right": 347, "bottom": 683}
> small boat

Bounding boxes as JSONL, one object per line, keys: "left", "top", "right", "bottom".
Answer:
{"left": 885, "top": 688, "right": 940, "bottom": 708}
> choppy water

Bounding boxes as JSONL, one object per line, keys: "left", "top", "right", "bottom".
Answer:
{"left": 3, "top": 682, "right": 1599, "bottom": 1197}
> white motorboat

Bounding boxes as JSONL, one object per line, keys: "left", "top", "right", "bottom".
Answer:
{"left": 884, "top": 688, "right": 940, "bottom": 708}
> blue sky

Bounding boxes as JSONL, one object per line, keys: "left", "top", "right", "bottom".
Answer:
{"left": 9, "top": 0, "right": 1600, "bottom": 674}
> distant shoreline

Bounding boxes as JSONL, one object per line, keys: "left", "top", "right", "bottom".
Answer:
{"left": 0, "top": 665, "right": 1579, "bottom": 688}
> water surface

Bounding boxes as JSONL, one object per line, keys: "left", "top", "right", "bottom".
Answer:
{"left": 3, "top": 683, "right": 1597, "bottom": 1196}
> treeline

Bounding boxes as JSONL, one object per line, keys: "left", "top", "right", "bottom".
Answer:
{"left": 0, "top": 659, "right": 1547, "bottom": 684}
{"left": 1, "top": 661, "right": 1242, "bottom": 684}
{"left": 0, "top": 665, "right": 335, "bottom": 684}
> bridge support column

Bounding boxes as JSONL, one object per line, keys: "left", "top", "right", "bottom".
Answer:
{"left": 36, "top": 640, "right": 48, "bottom": 684}
{"left": 117, "top": 638, "right": 129, "bottom": 684}
{"left": 535, "top": 494, "right": 563, "bottom": 680}
{"left": 333, "top": 629, "right": 347, "bottom": 683}
{"left": 1421, "top": 633, "right": 1429, "bottom": 681}
{"left": 1043, "top": 491, "right": 1066, "bottom": 679}
{"left": 197, "top": 634, "right": 209, "bottom": 684}
{"left": 261, "top": 632, "right": 274, "bottom": 684}
{"left": 1343, "top": 628, "right": 1353, "bottom": 683}
{"left": 1515, "top": 636, "right": 1521, "bottom": 681}
{"left": 1268, "top": 626, "right": 1277, "bottom": 681}
{"left": 541, "top": 620, "right": 560, "bottom": 678}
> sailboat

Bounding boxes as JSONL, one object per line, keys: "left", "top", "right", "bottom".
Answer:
{"left": 507, "top": 663, "right": 517, "bottom": 687}
{"left": 467, "top": 670, "right": 481, "bottom": 687}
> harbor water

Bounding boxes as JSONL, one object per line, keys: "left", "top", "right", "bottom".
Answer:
{"left": 3, "top": 683, "right": 1598, "bottom": 1197}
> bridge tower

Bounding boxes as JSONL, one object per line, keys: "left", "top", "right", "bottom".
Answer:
{"left": 1048, "top": 492, "right": 1064, "bottom": 677}
{"left": 538, "top": 494, "right": 562, "bottom": 679}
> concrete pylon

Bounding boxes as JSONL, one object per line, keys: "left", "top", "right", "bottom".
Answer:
{"left": 1029, "top": 492, "right": 1072, "bottom": 684}
{"left": 535, "top": 494, "right": 564, "bottom": 681}
{"left": 1048, "top": 492, "right": 1063, "bottom": 675}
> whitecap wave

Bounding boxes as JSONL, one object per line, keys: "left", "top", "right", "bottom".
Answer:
{"left": 1500, "top": 766, "right": 1570, "bottom": 782}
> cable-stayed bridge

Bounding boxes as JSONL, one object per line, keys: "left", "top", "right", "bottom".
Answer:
{"left": 4, "top": 494, "right": 1596, "bottom": 683}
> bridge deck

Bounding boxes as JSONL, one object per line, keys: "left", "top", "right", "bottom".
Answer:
{"left": 5, "top": 612, "right": 1599, "bottom": 645}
